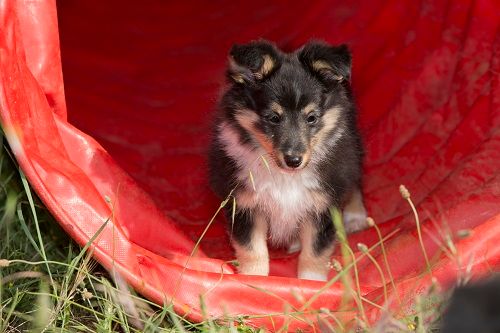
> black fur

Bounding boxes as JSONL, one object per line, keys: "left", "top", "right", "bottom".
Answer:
{"left": 209, "top": 39, "right": 363, "bottom": 266}
{"left": 314, "top": 211, "right": 337, "bottom": 256}
{"left": 441, "top": 277, "right": 500, "bottom": 333}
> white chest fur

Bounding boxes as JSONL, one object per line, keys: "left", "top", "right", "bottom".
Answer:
{"left": 219, "top": 123, "right": 326, "bottom": 244}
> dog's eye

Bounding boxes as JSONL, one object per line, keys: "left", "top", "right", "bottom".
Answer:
{"left": 265, "top": 113, "right": 281, "bottom": 124}
{"left": 306, "top": 113, "right": 319, "bottom": 125}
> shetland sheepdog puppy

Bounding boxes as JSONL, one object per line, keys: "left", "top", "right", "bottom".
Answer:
{"left": 209, "top": 40, "right": 367, "bottom": 281}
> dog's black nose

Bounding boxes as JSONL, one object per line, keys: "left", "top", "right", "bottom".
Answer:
{"left": 284, "top": 155, "right": 303, "bottom": 168}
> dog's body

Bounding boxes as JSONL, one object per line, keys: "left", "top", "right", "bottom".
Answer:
{"left": 209, "top": 40, "right": 366, "bottom": 281}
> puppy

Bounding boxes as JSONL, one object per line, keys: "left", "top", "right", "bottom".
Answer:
{"left": 209, "top": 40, "right": 366, "bottom": 281}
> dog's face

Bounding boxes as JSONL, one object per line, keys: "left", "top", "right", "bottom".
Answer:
{"left": 224, "top": 40, "right": 353, "bottom": 171}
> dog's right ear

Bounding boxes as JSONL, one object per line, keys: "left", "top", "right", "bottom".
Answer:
{"left": 228, "top": 41, "right": 281, "bottom": 84}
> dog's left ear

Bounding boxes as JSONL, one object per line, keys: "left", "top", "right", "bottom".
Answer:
{"left": 299, "top": 41, "right": 352, "bottom": 84}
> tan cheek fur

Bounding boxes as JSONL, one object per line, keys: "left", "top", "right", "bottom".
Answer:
{"left": 234, "top": 109, "right": 277, "bottom": 162}
{"left": 296, "top": 103, "right": 323, "bottom": 167}
{"left": 311, "top": 106, "right": 341, "bottom": 148}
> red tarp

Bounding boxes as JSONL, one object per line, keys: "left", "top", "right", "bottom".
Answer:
{"left": 1, "top": 0, "right": 499, "bottom": 330}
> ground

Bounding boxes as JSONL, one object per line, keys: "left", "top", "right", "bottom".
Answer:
{"left": 0, "top": 131, "right": 445, "bottom": 332}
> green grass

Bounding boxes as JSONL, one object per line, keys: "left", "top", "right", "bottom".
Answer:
{"left": 0, "top": 130, "right": 449, "bottom": 332}
{"left": 0, "top": 133, "right": 220, "bottom": 332}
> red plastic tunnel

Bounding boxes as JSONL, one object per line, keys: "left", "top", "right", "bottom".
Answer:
{"left": 1, "top": 0, "right": 499, "bottom": 330}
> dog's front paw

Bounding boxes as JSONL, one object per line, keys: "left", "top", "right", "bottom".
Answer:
{"left": 298, "top": 270, "right": 328, "bottom": 281}
{"left": 237, "top": 259, "right": 269, "bottom": 276}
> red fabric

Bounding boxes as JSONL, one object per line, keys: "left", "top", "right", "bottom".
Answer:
{"left": 1, "top": 0, "right": 499, "bottom": 330}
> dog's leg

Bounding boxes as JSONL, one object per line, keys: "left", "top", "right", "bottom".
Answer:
{"left": 231, "top": 210, "right": 269, "bottom": 276}
{"left": 298, "top": 214, "right": 335, "bottom": 281}
{"left": 343, "top": 188, "right": 368, "bottom": 234}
